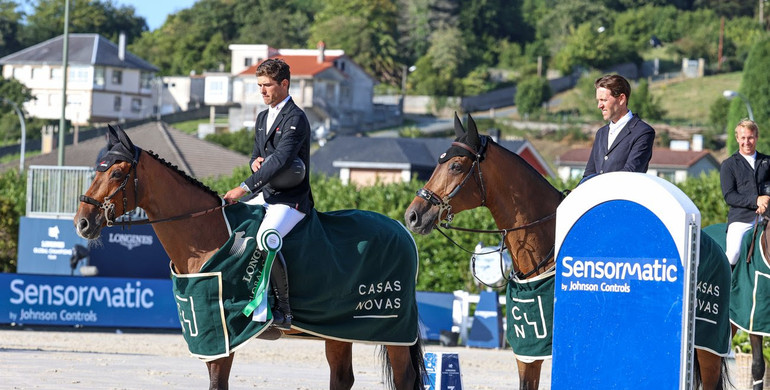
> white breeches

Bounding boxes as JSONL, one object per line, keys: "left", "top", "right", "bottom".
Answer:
{"left": 726, "top": 221, "right": 755, "bottom": 266}
{"left": 256, "top": 203, "right": 306, "bottom": 251}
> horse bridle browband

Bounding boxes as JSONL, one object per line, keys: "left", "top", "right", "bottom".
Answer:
{"left": 79, "top": 146, "right": 227, "bottom": 227}
{"left": 417, "top": 135, "right": 559, "bottom": 280}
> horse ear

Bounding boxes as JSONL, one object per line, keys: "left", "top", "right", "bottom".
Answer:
{"left": 466, "top": 114, "right": 480, "bottom": 148}
{"left": 107, "top": 124, "right": 120, "bottom": 148}
{"left": 453, "top": 112, "right": 465, "bottom": 138}
{"left": 113, "top": 124, "right": 136, "bottom": 153}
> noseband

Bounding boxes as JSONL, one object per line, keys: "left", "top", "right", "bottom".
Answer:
{"left": 79, "top": 147, "right": 141, "bottom": 227}
{"left": 416, "top": 136, "right": 488, "bottom": 224}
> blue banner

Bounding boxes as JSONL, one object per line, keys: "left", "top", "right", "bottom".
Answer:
{"left": 0, "top": 273, "right": 178, "bottom": 328}
{"left": 17, "top": 217, "right": 87, "bottom": 275}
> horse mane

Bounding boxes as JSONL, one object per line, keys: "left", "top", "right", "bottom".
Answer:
{"left": 488, "top": 138, "right": 564, "bottom": 197}
{"left": 145, "top": 149, "right": 221, "bottom": 201}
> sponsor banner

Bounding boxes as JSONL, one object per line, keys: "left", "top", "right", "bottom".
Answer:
{"left": 17, "top": 217, "right": 170, "bottom": 279}
{"left": 552, "top": 172, "right": 699, "bottom": 390}
{"left": 0, "top": 273, "right": 178, "bottom": 328}
{"left": 17, "top": 217, "right": 88, "bottom": 275}
{"left": 416, "top": 291, "right": 454, "bottom": 341}
{"left": 423, "top": 352, "right": 463, "bottom": 390}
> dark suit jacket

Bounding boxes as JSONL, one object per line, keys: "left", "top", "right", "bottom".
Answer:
{"left": 243, "top": 97, "right": 314, "bottom": 214}
{"left": 583, "top": 115, "right": 655, "bottom": 177}
{"left": 720, "top": 151, "right": 770, "bottom": 225}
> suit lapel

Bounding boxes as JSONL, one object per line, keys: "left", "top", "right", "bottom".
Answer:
{"left": 265, "top": 98, "right": 294, "bottom": 145}
{"left": 607, "top": 116, "right": 637, "bottom": 153}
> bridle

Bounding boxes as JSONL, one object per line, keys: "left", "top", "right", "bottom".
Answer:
{"left": 79, "top": 147, "right": 141, "bottom": 227}
{"left": 79, "top": 146, "right": 227, "bottom": 227}
{"left": 416, "top": 135, "right": 560, "bottom": 280}
{"left": 416, "top": 136, "right": 489, "bottom": 224}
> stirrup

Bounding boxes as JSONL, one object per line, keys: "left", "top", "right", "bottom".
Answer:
{"left": 271, "top": 309, "right": 292, "bottom": 330}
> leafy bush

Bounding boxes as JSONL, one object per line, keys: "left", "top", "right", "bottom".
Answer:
{"left": 0, "top": 169, "right": 25, "bottom": 272}
{"left": 515, "top": 77, "right": 552, "bottom": 117}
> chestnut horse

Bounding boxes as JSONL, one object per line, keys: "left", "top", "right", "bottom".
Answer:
{"left": 404, "top": 114, "right": 727, "bottom": 390}
{"left": 74, "top": 124, "right": 424, "bottom": 390}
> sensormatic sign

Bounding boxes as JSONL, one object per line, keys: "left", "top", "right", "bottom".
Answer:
{"left": 551, "top": 173, "right": 699, "bottom": 390}
{"left": 0, "top": 273, "right": 178, "bottom": 328}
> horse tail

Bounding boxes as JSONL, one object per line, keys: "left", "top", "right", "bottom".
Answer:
{"left": 410, "top": 337, "right": 426, "bottom": 390}
{"left": 720, "top": 356, "right": 731, "bottom": 390}
{"left": 378, "top": 337, "right": 426, "bottom": 390}
{"left": 694, "top": 353, "right": 731, "bottom": 390}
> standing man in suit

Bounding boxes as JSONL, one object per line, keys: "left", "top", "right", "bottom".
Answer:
{"left": 583, "top": 74, "right": 655, "bottom": 180}
{"left": 224, "top": 58, "right": 314, "bottom": 330}
{"left": 720, "top": 119, "right": 770, "bottom": 267}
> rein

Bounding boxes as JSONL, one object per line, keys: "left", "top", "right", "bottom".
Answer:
{"left": 79, "top": 146, "right": 230, "bottom": 227}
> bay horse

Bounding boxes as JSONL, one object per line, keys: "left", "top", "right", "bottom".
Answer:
{"left": 404, "top": 113, "right": 728, "bottom": 390}
{"left": 74, "top": 124, "right": 425, "bottom": 390}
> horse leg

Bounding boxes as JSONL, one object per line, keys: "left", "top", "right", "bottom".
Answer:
{"left": 325, "top": 339, "right": 354, "bottom": 390}
{"left": 205, "top": 354, "right": 234, "bottom": 390}
{"left": 751, "top": 334, "right": 766, "bottom": 390}
{"left": 383, "top": 345, "right": 417, "bottom": 390}
{"left": 515, "top": 359, "right": 543, "bottom": 390}
{"left": 696, "top": 349, "right": 724, "bottom": 390}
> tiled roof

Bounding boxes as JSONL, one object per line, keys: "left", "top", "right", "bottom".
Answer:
{"left": 0, "top": 34, "right": 158, "bottom": 72}
{"left": 311, "top": 136, "right": 532, "bottom": 181}
{"left": 237, "top": 54, "right": 343, "bottom": 77}
{"left": 5, "top": 122, "right": 249, "bottom": 179}
{"left": 556, "top": 147, "right": 718, "bottom": 168}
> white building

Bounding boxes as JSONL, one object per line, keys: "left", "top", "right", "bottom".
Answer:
{"left": 0, "top": 33, "right": 159, "bottom": 125}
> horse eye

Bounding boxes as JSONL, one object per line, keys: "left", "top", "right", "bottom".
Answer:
{"left": 110, "top": 169, "right": 123, "bottom": 180}
{"left": 449, "top": 162, "right": 462, "bottom": 172}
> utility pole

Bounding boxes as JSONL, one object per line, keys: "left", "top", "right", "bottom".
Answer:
{"left": 57, "top": 0, "right": 70, "bottom": 166}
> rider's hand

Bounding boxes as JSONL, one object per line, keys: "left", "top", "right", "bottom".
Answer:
{"left": 251, "top": 157, "right": 265, "bottom": 172}
{"left": 757, "top": 195, "right": 770, "bottom": 215}
{"left": 223, "top": 187, "right": 247, "bottom": 204}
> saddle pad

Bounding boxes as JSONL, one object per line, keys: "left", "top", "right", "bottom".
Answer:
{"left": 730, "top": 223, "right": 770, "bottom": 336}
{"left": 696, "top": 230, "right": 732, "bottom": 356}
{"left": 173, "top": 203, "right": 420, "bottom": 360}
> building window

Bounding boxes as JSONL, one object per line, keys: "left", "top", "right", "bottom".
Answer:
{"left": 12, "top": 67, "right": 23, "bottom": 80}
{"left": 51, "top": 68, "right": 62, "bottom": 80}
{"left": 131, "top": 98, "right": 141, "bottom": 113}
{"left": 114, "top": 96, "right": 122, "bottom": 111}
{"left": 68, "top": 68, "right": 88, "bottom": 83}
{"left": 31, "top": 68, "right": 42, "bottom": 80}
{"left": 112, "top": 70, "right": 122, "bottom": 85}
{"left": 140, "top": 72, "right": 153, "bottom": 89}
{"left": 94, "top": 67, "right": 105, "bottom": 86}
{"left": 244, "top": 58, "right": 252, "bottom": 67}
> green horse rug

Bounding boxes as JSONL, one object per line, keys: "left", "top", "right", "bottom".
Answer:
{"left": 505, "top": 228, "right": 732, "bottom": 362}
{"left": 171, "top": 202, "right": 419, "bottom": 361}
{"left": 727, "top": 222, "right": 770, "bottom": 337}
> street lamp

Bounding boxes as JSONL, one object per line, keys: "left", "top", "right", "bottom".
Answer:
{"left": 0, "top": 98, "right": 26, "bottom": 172}
{"left": 400, "top": 65, "right": 416, "bottom": 115}
{"left": 723, "top": 90, "right": 754, "bottom": 121}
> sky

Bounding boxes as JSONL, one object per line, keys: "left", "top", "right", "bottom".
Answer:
{"left": 114, "top": 0, "right": 197, "bottom": 31}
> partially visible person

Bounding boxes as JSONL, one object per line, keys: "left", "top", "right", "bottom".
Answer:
{"left": 720, "top": 119, "right": 770, "bottom": 267}
{"left": 582, "top": 74, "right": 656, "bottom": 180}
{"left": 223, "top": 58, "right": 314, "bottom": 330}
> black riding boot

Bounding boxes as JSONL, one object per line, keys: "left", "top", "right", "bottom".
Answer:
{"left": 270, "top": 251, "right": 292, "bottom": 330}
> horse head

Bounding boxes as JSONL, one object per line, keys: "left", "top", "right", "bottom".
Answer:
{"left": 74, "top": 124, "right": 141, "bottom": 240}
{"left": 405, "top": 113, "right": 488, "bottom": 235}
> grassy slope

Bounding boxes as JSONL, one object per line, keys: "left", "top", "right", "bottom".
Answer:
{"left": 649, "top": 72, "right": 741, "bottom": 125}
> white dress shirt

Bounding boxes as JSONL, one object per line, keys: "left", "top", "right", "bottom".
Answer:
{"left": 608, "top": 110, "right": 633, "bottom": 148}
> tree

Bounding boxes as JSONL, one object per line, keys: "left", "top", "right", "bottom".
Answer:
{"left": 309, "top": 0, "right": 400, "bottom": 84}
{"left": 410, "top": 24, "right": 469, "bottom": 96}
{"left": 22, "top": 0, "right": 147, "bottom": 46}
{"left": 0, "top": 1, "right": 25, "bottom": 57}
{"left": 551, "top": 22, "right": 640, "bottom": 75}
{"left": 515, "top": 77, "right": 552, "bottom": 117}
{"left": 130, "top": 0, "right": 237, "bottom": 75}
{"left": 727, "top": 37, "right": 770, "bottom": 154}
{"left": 0, "top": 76, "right": 35, "bottom": 144}
{"left": 0, "top": 169, "right": 24, "bottom": 272}
{"left": 233, "top": 0, "right": 312, "bottom": 48}
{"left": 629, "top": 79, "right": 665, "bottom": 121}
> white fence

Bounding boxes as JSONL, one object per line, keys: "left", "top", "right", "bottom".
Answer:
{"left": 26, "top": 165, "right": 94, "bottom": 218}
